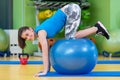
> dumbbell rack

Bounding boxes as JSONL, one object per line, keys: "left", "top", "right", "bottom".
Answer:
{"left": 34, "top": 2, "right": 80, "bottom": 9}
{"left": 31, "top": 0, "right": 90, "bottom": 24}
{"left": 31, "top": 0, "right": 90, "bottom": 9}
{"left": 30, "top": 0, "right": 90, "bottom": 56}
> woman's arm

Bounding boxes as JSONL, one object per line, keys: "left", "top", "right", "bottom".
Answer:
{"left": 35, "top": 30, "right": 49, "bottom": 76}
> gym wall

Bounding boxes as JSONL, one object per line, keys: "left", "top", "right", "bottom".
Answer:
{"left": 0, "top": 0, "right": 13, "bottom": 29}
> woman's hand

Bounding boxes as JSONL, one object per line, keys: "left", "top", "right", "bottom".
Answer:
{"left": 34, "top": 71, "right": 47, "bottom": 77}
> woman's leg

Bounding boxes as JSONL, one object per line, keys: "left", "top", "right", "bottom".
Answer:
{"left": 61, "top": 3, "right": 81, "bottom": 39}
{"left": 75, "top": 26, "right": 97, "bottom": 38}
{"left": 75, "top": 21, "right": 110, "bottom": 39}
{"left": 61, "top": 4, "right": 110, "bottom": 40}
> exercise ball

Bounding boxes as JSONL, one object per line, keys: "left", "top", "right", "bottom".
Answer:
{"left": 0, "top": 28, "right": 9, "bottom": 52}
{"left": 50, "top": 38, "right": 98, "bottom": 74}
{"left": 102, "top": 30, "right": 120, "bottom": 53}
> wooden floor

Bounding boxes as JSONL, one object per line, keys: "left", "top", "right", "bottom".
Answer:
{"left": 0, "top": 55, "right": 120, "bottom": 80}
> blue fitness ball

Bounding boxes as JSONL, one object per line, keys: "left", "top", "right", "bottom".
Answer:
{"left": 50, "top": 38, "right": 98, "bottom": 74}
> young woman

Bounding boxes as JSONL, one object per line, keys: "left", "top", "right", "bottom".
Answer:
{"left": 18, "top": 3, "right": 110, "bottom": 76}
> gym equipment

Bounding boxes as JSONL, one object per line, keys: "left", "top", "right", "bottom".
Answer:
{"left": 81, "top": 9, "right": 90, "bottom": 20}
{"left": 50, "top": 38, "right": 98, "bottom": 74}
{"left": 38, "top": 9, "right": 53, "bottom": 20}
{"left": 0, "top": 28, "right": 9, "bottom": 52}
{"left": 30, "top": 0, "right": 90, "bottom": 9}
{"left": 102, "top": 30, "right": 120, "bottom": 53}
{"left": 19, "top": 53, "right": 29, "bottom": 65}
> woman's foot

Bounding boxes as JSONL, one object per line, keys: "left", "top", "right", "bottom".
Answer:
{"left": 95, "top": 21, "right": 110, "bottom": 39}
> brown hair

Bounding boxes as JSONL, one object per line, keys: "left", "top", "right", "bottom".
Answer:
{"left": 18, "top": 26, "right": 30, "bottom": 49}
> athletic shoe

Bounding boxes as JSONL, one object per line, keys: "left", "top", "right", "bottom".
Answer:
{"left": 95, "top": 21, "right": 110, "bottom": 39}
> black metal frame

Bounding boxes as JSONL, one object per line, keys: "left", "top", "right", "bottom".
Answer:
{"left": 30, "top": 0, "right": 90, "bottom": 10}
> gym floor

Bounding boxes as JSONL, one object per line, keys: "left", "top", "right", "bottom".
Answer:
{"left": 0, "top": 56, "right": 120, "bottom": 80}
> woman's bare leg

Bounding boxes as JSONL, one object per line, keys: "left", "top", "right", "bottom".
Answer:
{"left": 75, "top": 26, "right": 97, "bottom": 38}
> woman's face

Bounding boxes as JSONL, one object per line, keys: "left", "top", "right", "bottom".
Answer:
{"left": 21, "top": 28, "right": 35, "bottom": 41}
